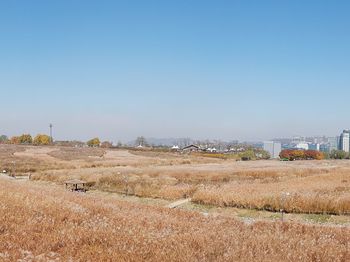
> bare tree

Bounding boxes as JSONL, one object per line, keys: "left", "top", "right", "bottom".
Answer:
{"left": 135, "top": 136, "right": 148, "bottom": 147}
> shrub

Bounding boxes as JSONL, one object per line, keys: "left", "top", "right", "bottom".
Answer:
{"left": 0, "top": 135, "right": 8, "bottom": 144}
{"left": 304, "top": 150, "right": 324, "bottom": 160}
{"left": 10, "top": 134, "right": 33, "bottom": 144}
{"left": 330, "top": 150, "right": 348, "bottom": 159}
{"left": 19, "top": 134, "right": 32, "bottom": 144}
{"left": 239, "top": 150, "right": 256, "bottom": 161}
{"left": 10, "top": 136, "right": 21, "bottom": 144}
{"left": 33, "top": 134, "right": 51, "bottom": 145}
{"left": 279, "top": 149, "right": 324, "bottom": 161}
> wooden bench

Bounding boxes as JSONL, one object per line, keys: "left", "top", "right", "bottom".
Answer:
{"left": 65, "top": 179, "right": 87, "bottom": 192}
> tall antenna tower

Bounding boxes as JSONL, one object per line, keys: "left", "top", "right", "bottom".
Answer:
{"left": 49, "top": 123, "right": 53, "bottom": 144}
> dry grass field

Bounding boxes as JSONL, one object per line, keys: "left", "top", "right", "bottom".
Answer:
{"left": 1, "top": 144, "right": 349, "bottom": 261}
{"left": 4, "top": 145, "right": 347, "bottom": 215}
{"left": 1, "top": 176, "right": 349, "bottom": 261}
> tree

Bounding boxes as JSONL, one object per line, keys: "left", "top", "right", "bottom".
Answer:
{"left": 19, "top": 134, "right": 32, "bottom": 144}
{"left": 0, "top": 135, "right": 8, "bottom": 144}
{"left": 293, "top": 150, "right": 305, "bottom": 160}
{"left": 322, "top": 152, "right": 330, "bottom": 160}
{"left": 304, "top": 150, "right": 324, "bottom": 160}
{"left": 10, "top": 134, "right": 33, "bottom": 145}
{"left": 135, "top": 136, "right": 148, "bottom": 147}
{"left": 280, "top": 149, "right": 303, "bottom": 161}
{"left": 259, "top": 149, "right": 271, "bottom": 160}
{"left": 33, "top": 134, "right": 51, "bottom": 145}
{"left": 330, "top": 150, "right": 348, "bottom": 159}
{"left": 87, "top": 138, "right": 100, "bottom": 147}
{"left": 280, "top": 149, "right": 324, "bottom": 161}
{"left": 239, "top": 150, "right": 256, "bottom": 161}
{"left": 10, "top": 136, "right": 20, "bottom": 144}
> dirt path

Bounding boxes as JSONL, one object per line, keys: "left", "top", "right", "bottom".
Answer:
{"left": 104, "top": 150, "right": 152, "bottom": 160}
{"left": 14, "top": 147, "right": 59, "bottom": 162}
{"left": 167, "top": 198, "right": 191, "bottom": 208}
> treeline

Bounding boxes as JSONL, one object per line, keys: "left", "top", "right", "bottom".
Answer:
{"left": 279, "top": 149, "right": 350, "bottom": 160}
{"left": 0, "top": 134, "right": 51, "bottom": 145}
{"left": 0, "top": 134, "right": 114, "bottom": 148}
{"left": 279, "top": 149, "right": 324, "bottom": 160}
{"left": 329, "top": 150, "right": 350, "bottom": 159}
{"left": 238, "top": 148, "right": 270, "bottom": 160}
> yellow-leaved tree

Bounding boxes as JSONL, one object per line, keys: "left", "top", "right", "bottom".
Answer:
{"left": 19, "top": 134, "right": 32, "bottom": 144}
{"left": 87, "top": 138, "right": 100, "bottom": 147}
{"left": 33, "top": 134, "right": 51, "bottom": 145}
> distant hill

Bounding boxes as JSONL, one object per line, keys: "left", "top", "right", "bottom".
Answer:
{"left": 127, "top": 137, "right": 194, "bottom": 147}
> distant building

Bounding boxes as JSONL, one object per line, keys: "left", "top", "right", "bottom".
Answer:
{"left": 294, "top": 142, "right": 308, "bottom": 150}
{"left": 308, "top": 143, "right": 320, "bottom": 151}
{"left": 319, "top": 136, "right": 340, "bottom": 153}
{"left": 328, "top": 137, "right": 339, "bottom": 152}
{"left": 206, "top": 147, "right": 217, "bottom": 153}
{"left": 292, "top": 136, "right": 306, "bottom": 144}
{"left": 339, "top": 130, "right": 350, "bottom": 152}
{"left": 263, "top": 141, "right": 282, "bottom": 159}
{"left": 182, "top": 144, "right": 200, "bottom": 152}
{"left": 319, "top": 144, "right": 329, "bottom": 153}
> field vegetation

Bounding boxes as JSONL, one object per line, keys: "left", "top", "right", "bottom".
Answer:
{"left": 0, "top": 177, "right": 349, "bottom": 261}
{"left": 1, "top": 144, "right": 349, "bottom": 261}
{"left": 1, "top": 144, "right": 349, "bottom": 216}
{"left": 279, "top": 149, "right": 325, "bottom": 160}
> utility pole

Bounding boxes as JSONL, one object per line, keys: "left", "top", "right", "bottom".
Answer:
{"left": 49, "top": 123, "right": 53, "bottom": 144}
{"left": 12, "top": 161, "right": 16, "bottom": 178}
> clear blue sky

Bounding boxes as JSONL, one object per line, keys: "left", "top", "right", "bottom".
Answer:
{"left": 1, "top": 0, "right": 350, "bottom": 142}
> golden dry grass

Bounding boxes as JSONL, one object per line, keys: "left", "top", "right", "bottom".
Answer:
{"left": 47, "top": 147, "right": 106, "bottom": 160}
{"left": 2, "top": 145, "right": 350, "bottom": 215}
{"left": 0, "top": 145, "right": 74, "bottom": 174}
{"left": 0, "top": 177, "right": 349, "bottom": 262}
{"left": 192, "top": 170, "right": 350, "bottom": 215}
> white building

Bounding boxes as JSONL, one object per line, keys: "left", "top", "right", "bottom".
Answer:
{"left": 295, "top": 142, "right": 309, "bottom": 150}
{"left": 263, "top": 141, "right": 282, "bottom": 159}
{"left": 340, "top": 130, "right": 350, "bottom": 152}
{"left": 206, "top": 147, "right": 217, "bottom": 153}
